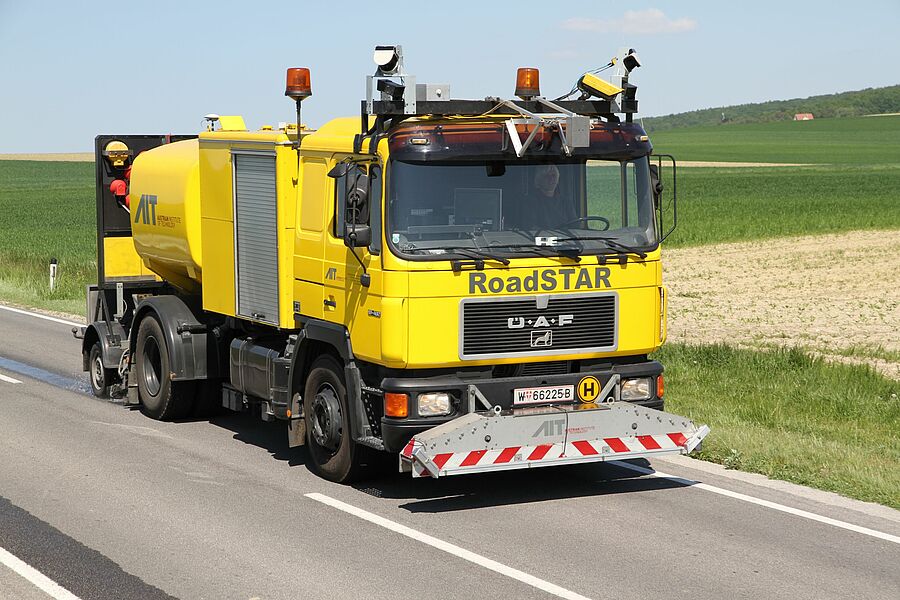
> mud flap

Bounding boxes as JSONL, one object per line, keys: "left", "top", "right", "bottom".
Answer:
{"left": 287, "top": 392, "right": 306, "bottom": 448}
{"left": 400, "top": 401, "right": 709, "bottom": 478}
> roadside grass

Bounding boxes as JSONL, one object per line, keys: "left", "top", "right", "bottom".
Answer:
{"left": 0, "top": 160, "right": 95, "bottom": 315}
{"left": 825, "top": 344, "right": 900, "bottom": 364}
{"left": 656, "top": 343, "right": 900, "bottom": 509}
{"left": 648, "top": 114, "right": 900, "bottom": 165}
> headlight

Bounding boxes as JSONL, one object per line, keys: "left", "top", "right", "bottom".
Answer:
{"left": 417, "top": 392, "right": 452, "bottom": 417}
{"left": 621, "top": 377, "right": 652, "bottom": 401}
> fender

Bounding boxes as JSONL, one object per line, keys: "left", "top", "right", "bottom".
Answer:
{"left": 288, "top": 316, "right": 372, "bottom": 447}
{"left": 292, "top": 316, "right": 353, "bottom": 361}
{"left": 81, "top": 320, "right": 128, "bottom": 371}
{"left": 130, "top": 296, "right": 216, "bottom": 380}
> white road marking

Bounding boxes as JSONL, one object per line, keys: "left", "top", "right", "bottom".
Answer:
{"left": 611, "top": 460, "right": 900, "bottom": 545}
{"left": 0, "top": 545, "right": 83, "bottom": 600}
{"left": 656, "top": 454, "right": 900, "bottom": 524}
{"left": 0, "top": 372, "right": 22, "bottom": 384}
{"left": 0, "top": 304, "right": 82, "bottom": 328}
{"left": 305, "top": 492, "right": 593, "bottom": 600}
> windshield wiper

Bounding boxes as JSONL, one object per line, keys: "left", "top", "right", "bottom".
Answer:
{"left": 421, "top": 245, "right": 511, "bottom": 270}
{"left": 452, "top": 247, "right": 510, "bottom": 265}
{"left": 485, "top": 242, "right": 583, "bottom": 261}
{"left": 549, "top": 236, "right": 648, "bottom": 259}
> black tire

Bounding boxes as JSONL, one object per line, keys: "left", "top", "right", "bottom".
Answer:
{"left": 303, "top": 355, "right": 370, "bottom": 483}
{"left": 135, "top": 316, "right": 195, "bottom": 420}
{"left": 88, "top": 342, "right": 113, "bottom": 398}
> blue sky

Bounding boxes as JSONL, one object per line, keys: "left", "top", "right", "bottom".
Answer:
{"left": 1, "top": 1, "right": 898, "bottom": 152}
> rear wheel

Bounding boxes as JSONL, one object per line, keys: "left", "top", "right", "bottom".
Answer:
{"left": 88, "top": 342, "right": 113, "bottom": 398}
{"left": 303, "top": 355, "right": 369, "bottom": 483}
{"left": 135, "top": 316, "right": 195, "bottom": 420}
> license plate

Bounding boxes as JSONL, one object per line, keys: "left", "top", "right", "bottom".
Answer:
{"left": 513, "top": 385, "right": 575, "bottom": 405}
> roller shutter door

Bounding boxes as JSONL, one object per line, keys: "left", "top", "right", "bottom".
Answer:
{"left": 233, "top": 153, "right": 279, "bottom": 324}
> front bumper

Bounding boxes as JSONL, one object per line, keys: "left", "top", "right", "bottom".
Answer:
{"left": 400, "top": 401, "right": 709, "bottom": 478}
{"left": 380, "top": 361, "right": 663, "bottom": 453}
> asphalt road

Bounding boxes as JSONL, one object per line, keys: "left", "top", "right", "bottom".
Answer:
{"left": 0, "top": 304, "right": 898, "bottom": 600}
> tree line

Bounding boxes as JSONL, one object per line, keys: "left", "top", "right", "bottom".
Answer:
{"left": 642, "top": 85, "right": 900, "bottom": 131}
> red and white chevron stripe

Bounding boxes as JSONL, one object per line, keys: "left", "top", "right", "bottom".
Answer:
{"left": 404, "top": 432, "right": 690, "bottom": 478}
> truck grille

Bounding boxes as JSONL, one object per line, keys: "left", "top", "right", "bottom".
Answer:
{"left": 460, "top": 293, "right": 617, "bottom": 359}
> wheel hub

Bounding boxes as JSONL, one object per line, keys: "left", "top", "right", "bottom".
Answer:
{"left": 92, "top": 355, "right": 104, "bottom": 389}
{"left": 311, "top": 384, "right": 342, "bottom": 451}
{"left": 141, "top": 336, "right": 162, "bottom": 397}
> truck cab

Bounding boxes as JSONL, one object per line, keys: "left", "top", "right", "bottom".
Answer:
{"left": 311, "top": 115, "right": 669, "bottom": 450}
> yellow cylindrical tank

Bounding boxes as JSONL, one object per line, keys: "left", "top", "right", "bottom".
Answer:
{"left": 130, "top": 139, "right": 203, "bottom": 292}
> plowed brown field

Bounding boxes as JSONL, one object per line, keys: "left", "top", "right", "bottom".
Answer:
{"left": 665, "top": 229, "right": 900, "bottom": 379}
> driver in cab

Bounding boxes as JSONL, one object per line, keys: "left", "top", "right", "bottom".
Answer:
{"left": 518, "top": 164, "right": 578, "bottom": 230}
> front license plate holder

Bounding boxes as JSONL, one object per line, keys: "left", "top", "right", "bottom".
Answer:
{"left": 512, "top": 384, "right": 575, "bottom": 406}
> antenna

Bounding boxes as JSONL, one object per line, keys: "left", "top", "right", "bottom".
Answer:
{"left": 203, "top": 114, "right": 220, "bottom": 131}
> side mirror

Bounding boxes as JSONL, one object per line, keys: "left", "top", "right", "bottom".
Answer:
{"left": 650, "top": 155, "right": 677, "bottom": 242}
{"left": 328, "top": 163, "right": 350, "bottom": 178}
{"left": 648, "top": 163, "right": 664, "bottom": 202}
{"left": 340, "top": 164, "right": 371, "bottom": 248}
{"left": 346, "top": 170, "right": 369, "bottom": 220}
{"left": 344, "top": 224, "right": 372, "bottom": 248}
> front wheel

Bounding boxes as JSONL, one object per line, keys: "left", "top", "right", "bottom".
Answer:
{"left": 303, "top": 355, "right": 369, "bottom": 483}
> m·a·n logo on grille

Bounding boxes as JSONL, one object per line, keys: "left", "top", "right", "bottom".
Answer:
{"left": 134, "top": 194, "right": 157, "bottom": 225}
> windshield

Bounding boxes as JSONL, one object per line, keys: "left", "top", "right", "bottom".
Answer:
{"left": 387, "top": 158, "right": 657, "bottom": 259}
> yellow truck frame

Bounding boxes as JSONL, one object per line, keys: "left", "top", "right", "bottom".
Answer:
{"left": 77, "top": 46, "right": 706, "bottom": 482}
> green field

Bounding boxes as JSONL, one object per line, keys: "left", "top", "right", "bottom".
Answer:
{"left": 3, "top": 155, "right": 898, "bottom": 312}
{"left": 649, "top": 114, "right": 900, "bottom": 165}
{"left": 646, "top": 115, "right": 900, "bottom": 247}
{"left": 3, "top": 116, "right": 896, "bottom": 309}
{"left": 0, "top": 161, "right": 94, "bottom": 315}
{"left": 664, "top": 164, "right": 900, "bottom": 247}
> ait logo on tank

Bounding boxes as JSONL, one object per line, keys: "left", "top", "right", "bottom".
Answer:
{"left": 134, "top": 194, "right": 158, "bottom": 225}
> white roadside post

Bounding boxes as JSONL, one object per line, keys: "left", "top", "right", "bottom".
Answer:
{"left": 49, "top": 258, "right": 58, "bottom": 292}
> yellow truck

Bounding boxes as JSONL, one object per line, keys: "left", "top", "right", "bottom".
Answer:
{"left": 77, "top": 46, "right": 707, "bottom": 482}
